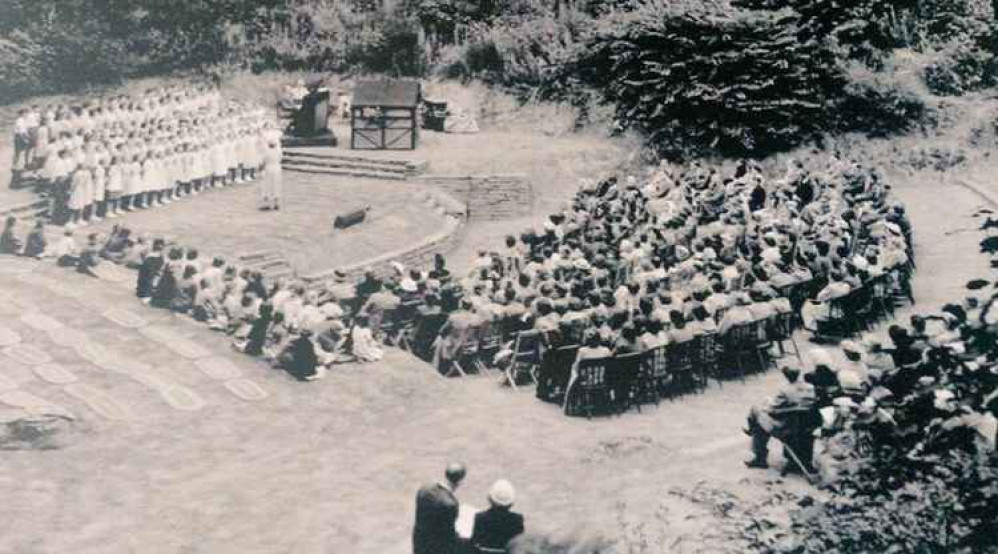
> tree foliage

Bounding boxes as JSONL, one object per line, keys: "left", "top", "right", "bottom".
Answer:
{"left": 569, "top": 1, "right": 924, "bottom": 158}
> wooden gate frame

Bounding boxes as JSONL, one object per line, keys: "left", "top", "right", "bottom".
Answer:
{"left": 350, "top": 107, "right": 417, "bottom": 150}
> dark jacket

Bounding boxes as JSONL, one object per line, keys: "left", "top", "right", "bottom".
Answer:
{"left": 0, "top": 229, "right": 22, "bottom": 255}
{"left": 282, "top": 336, "right": 318, "bottom": 380}
{"left": 471, "top": 506, "right": 524, "bottom": 553}
{"left": 136, "top": 254, "right": 163, "bottom": 298}
{"left": 413, "top": 483, "right": 460, "bottom": 554}
{"left": 150, "top": 266, "right": 178, "bottom": 309}
{"left": 23, "top": 229, "right": 46, "bottom": 257}
{"left": 244, "top": 312, "right": 273, "bottom": 356}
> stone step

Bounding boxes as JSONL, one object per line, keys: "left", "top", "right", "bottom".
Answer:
{"left": 263, "top": 267, "right": 295, "bottom": 280}
{"left": 0, "top": 198, "right": 48, "bottom": 219}
{"left": 282, "top": 166, "right": 408, "bottom": 181}
{"left": 283, "top": 150, "right": 415, "bottom": 168}
{"left": 281, "top": 134, "right": 338, "bottom": 148}
{"left": 254, "top": 259, "right": 290, "bottom": 271}
{"left": 282, "top": 157, "right": 410, "bottom": 175}
{"left": 238, "top": 250, "right": 281, "bottom": 263}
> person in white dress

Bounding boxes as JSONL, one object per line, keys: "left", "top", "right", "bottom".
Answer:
{"left": 259, "top": 125, "right": 283, "bottom": 211}
{"left": 351, "top": 315, "right": 384, "bottom": 362}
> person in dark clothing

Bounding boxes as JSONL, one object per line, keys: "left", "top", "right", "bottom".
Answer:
{"left": 795, "top": 177, "right": 815, "bottom": 206}
{"left": 471, "top": 480, "right": 525, "bottom": 554}
{"left": 805, "top": 362, "right": 841, "bottom": 407}
{"left": 243, "top": 303, "right": 274, "bottom": 356}
{"left": 22, "top": 220, "right": 47, "bottom": 258}
{"left": 245, "top": 271, "right": 269, "bottom": 301}
{"left": 150, "top": 264, "right": 178, "bottom": 309}
{"left": 76, "top": 234, "right": 102, "bottom": 277}
{"left": 281, "top": 328, "right": 319, "bottom": 381}
{"left": 0, "top": 216, "right": 22, "bottom": 255}
{"left": 100, "top": 226, "right": 131, "bottom": 262}
{"left": 748, "top": 184, "right": 767, "bottom": 212}
{"left": 136, "top": 240, "right": 165, "bottom": 300}
{"left": 413, "top": 463, "right": 466, "bottom": 554}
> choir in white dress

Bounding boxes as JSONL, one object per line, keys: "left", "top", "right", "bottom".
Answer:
{"left": 14, "top": 82, "right": 275, "bottom": 225}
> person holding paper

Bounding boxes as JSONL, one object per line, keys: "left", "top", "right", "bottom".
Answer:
{"left": 413, "top": 463, "right": 466, "bottom": 554}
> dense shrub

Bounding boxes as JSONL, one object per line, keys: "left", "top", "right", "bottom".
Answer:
{"left": 0, "top": 1, "right": 131, "bottom": 100}
{"left": 838, "top": 62, "right": 928, "bottom": 137}
{"left": 462, "top": 13, "right": 590, "bottom": 99}
{"left": 575, "top": 3, "right": 852, "bottom": 158}
{"left": 735, "top": 0, "right": 905, "bottom": 64}
{"left": 924, "top": 36, "right": 996, "bottom": 95}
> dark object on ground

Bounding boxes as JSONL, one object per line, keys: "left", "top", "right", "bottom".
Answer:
{"left": 334, "top": 206, "right": 371, "bottom": 229}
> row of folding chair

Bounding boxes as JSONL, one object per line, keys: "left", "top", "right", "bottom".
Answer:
{"left": 812, "top": 269, "right": 913, "bottom": 342}
{"left": 561, "top": 314, "right": 802, "bottom": 418}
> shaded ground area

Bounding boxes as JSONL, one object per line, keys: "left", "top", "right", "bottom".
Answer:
{"left": 0, "top": 166, "right": 989, "bottom": 554}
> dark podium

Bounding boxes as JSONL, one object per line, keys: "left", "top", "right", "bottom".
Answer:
{"left": 283, "top": 87, "right": 338, "bottom": 147}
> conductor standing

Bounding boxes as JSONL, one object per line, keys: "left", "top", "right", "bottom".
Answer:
{"left": 413, "top": 462, "right": 466, "bottom": 554}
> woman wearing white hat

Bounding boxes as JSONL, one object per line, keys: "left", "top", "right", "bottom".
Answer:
{"left": 470, "top": 479, "right": 524, "bottom": 554}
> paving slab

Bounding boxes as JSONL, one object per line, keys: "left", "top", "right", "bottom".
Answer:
{"left": 101, "top": 308, "right": 148, "bottom": 329}
{"left": 159, "top": 385, "right": 206, "bottom": 412}
{"left": 20, "top": 312, "right": 64, "bottom": 332}
{"left": 32, "top": 363, "right": 78, "bottom": 385}
{"left": 0, "top": 390, "right": 75, "bottom": 420}
{"left": 3, "top": 343, "right": 52, "bottom": 365}
{"left": 223, "top": 379, "right": 268, "bottom": 401}
{"left": 194, "top": 357, "right": 244, "bottom": 381}
{"left": 62, "top": 384, "right": 131, "bottom": 421}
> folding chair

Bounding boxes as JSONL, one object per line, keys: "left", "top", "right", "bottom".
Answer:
{"left": 635, "top": 345, "right": 670, "bottom": 407}
{"left": 390, "top": 300, "right": 422, "bottom": 349}
{"left": 476, "top": 318, "right": 507, "bottom": 374}
{"left": 611, "top": 352, "right": 643, "bottom": 414}
{"left": 768, "top": 312, "right": 802, "bottom": 361}
{"left": 564, "top": 356, "right": 613, "bottom": 419}
{"left": 812, "top": 294, "right": 852, "bottom": 342}
{"left": 667, "top": 340, "right": 701, "bottom": 394}
{"left": 719, "top": 321, "right": 770, "bottom": 382}
{"left": 692, "top": 332, "right": 720, "bottom": 389}
{"left": 503, "top": 330, "right": 543, "bottom": 390}
{"left": 536, "top": 344, "right": 578, "bottom": 403}
{"left": 370, "top": 307, "right": 394, "bottom": 342}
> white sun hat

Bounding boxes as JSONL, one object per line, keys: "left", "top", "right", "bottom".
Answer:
{"left": 488, "top": 479, "right": 516, "bottom": 507}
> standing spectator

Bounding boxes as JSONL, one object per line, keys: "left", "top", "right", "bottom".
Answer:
{"left": 11, "top": 109, "right": 30, "bottom": 184}
{"left": 413, "top": 463, "right": 466, "bottom": 554}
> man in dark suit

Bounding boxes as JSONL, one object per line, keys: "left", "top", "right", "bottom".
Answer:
{"left": 471, "top": 480, "right": 525, "bottom": 554}
{"left": 413, "top": 463, "right": 466, "bottom": 554}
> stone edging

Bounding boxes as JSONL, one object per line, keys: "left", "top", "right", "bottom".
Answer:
{"left": 951, "top": 176, "right": 998, "bottom": 209}
{"left": 301, "top": 186, "right": 468, "bottom": 283}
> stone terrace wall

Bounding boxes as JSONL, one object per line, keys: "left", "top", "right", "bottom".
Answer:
{"left": 303, "top": 215, "right": 466, "bottom": 283}
{"left": 414, "top": 175, "right": 533, "bottom": 221}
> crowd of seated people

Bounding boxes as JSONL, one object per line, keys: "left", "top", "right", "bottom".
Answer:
{"left": 746, "top": 273, "right": 997, "bottom": 481}
{"left": 0, "top": 154, "right": 914, "bottom": 407}
{"left": 416, "top": 154, "right": 914, "bottom": 414}
{"left": 10, "top": 82, "right": 278, "bottom": 225}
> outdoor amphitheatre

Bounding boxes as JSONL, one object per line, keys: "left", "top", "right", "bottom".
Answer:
{"left": 1, "top": 1, "right": 997, "bottom": 553}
